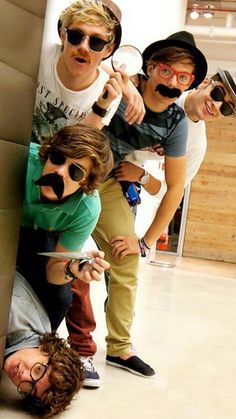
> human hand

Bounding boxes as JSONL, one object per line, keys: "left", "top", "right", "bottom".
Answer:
{"left": 114, "top": 161, "right": 143, "bottom": 182}
{"left": 98, "top": 66, "right": 130, "bottom": 108}
{"left": 152, "top": 143, "right": 165, "bottom": 156}
{"left": 122, "top": 79, "right": 145, "bottom": 125}
{"left": 110, "top": 235, "right": 140, "bottom": 260}
{"left": 71, "top": 250, "right": 110, "bottom": 283}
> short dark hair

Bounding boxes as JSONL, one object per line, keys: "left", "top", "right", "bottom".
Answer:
{"left": 39, "top": 123, "right": 114, "bottom": 194}
{"left": 22, "top": 332, "right": 83, "bottom": 417}
{"left": 147, "top": 46, "right": 197, "bottom": 76}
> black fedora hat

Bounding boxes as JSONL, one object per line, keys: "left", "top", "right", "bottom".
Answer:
{"left": 142, "top": 31, "right": 208, "bottom": 89}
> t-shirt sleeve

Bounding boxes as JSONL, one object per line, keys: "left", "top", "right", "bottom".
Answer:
{"left": 164, "top": 117, "right": 188, "bottom": 157}
{"left": 58, "top": 195, "right": 101, "bottom": 251}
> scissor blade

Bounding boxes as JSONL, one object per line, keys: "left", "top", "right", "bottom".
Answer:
{"left": 38, "top": 251, "right": 92, "bottom": 261}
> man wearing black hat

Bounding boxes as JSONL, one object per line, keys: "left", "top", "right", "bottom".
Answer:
{"left": 112, "top": 66, "right": 236, "bottom": 209}
{"left": 67, "top": 31, "right": 208, "bottom": 377}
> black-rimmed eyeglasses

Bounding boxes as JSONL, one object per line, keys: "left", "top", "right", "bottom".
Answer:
{"left": 17, "top": 362, "right": 49, "bottom": 399}
{"left": 210, "top": 79, "right": 235, "bottom": 116}
{"left": 65, "top": 28, "right": 110, "bottom": 52}
{"left": 48, "top": 148, "right": 85, "bottom": 182}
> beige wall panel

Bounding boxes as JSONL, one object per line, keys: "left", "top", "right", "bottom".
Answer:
{"left": 183, "top": 118, "right": 236, "bottom": 263}
{"left": 0, "top": 274, "right": 15, "bottom": 337}
{"left": 0, "top": 0, "right": 45, "bottom": 78}
{"left": 0, "top": 63, "right": 36, "bottom": 144}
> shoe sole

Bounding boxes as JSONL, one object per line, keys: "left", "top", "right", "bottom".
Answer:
{"left": 106, "top": 360, "right": 155, "bottom": 378}
{"left": 83, "top": 378, "right": 101, "bottom": 388}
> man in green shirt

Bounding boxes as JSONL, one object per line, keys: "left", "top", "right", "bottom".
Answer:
{"left": 17, "top": 123, "right": 112, "bottom": 334}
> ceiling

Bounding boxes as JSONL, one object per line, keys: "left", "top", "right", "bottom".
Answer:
{"left": 186, "top": 1, "right": 236, "bottom": 27}
{"left": 185, "top": 1, "right": 236, "bottom": 71}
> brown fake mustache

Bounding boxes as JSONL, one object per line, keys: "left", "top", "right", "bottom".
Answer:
{"left": 34, "top": 173, "right": 64, "bottom": 200}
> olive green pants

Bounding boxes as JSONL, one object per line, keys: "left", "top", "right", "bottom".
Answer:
{"left": 93, "top": 177, "right": 140, "bottom": 356}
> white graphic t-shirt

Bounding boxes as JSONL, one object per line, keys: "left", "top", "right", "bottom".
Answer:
{"left": 33, "top": 43, "right": 121, "bottom": 142}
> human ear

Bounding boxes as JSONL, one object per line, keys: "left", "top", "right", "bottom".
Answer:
{"left": 147, "top": 64, "right": 155, "bottom": 77}
{"left": 197, "top": 77, "right": 210, "bottom": 90}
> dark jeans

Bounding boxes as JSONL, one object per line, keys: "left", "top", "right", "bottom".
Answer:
{"left": 17, "top": 226, "right": 72, "bottom": 330}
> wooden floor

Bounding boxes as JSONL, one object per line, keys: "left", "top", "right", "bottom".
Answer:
{"left": 0, "top": 255, "right": 235, "bottom": 419}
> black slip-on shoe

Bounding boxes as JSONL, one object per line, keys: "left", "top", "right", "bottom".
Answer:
{"left": 106, "top": 355, "right": 155, "bottom": 378}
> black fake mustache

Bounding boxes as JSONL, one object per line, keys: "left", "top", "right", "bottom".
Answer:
{"left": 35, "top": 173, "right": 64, "bottom": 200}
{"left": 155, "top": 84, "right": 181, "bottom": 98}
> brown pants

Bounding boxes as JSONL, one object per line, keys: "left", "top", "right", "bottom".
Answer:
{"left": 66, "top": 279, "right": 97, "bottom": 357}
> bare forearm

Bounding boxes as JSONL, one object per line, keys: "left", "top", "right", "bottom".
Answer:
{"left": 143, "top": 174, "right": 162, "bottom": 195}
{"left": 46, "top": 260, "right": 69, "bottom": 285}
{"left": 114, "top": 163, "right": 161, "bottom": 195}
{"left": 143, "top": 187, "right": 184, "bottom": 247}
{"left": 81, "top": 112, "right": 104, "bottom": 130}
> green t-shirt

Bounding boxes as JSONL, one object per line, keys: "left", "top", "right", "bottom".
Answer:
{"left": 21, "top": 143, "right": 101, "bottom": 251}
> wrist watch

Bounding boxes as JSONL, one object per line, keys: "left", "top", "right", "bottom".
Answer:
{"left": 139, "top": 169, "right": 150, "bottom": 185}
{"left": 92, "top": 101, "right": 108, "bottom": 118}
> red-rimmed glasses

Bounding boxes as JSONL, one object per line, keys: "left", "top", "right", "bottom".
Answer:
{"left": 157, "top": 63, "right": 195, "bottom": 86}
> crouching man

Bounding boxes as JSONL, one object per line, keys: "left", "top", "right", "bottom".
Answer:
{"left": 3, "top": 272, "right": 83, "bottom": 416}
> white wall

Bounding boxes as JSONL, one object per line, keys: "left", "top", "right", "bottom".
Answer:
{"left": 114, "top": 0, "right": 188, "bottom": 51}
{"left": 42, "top": 0, "right": 188, "bottom": 49}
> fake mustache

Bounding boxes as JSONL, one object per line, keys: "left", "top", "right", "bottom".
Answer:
{"left": 71, "top": 52, "right": 91, "bottom": 63}
{"left": 34, "top": 173, "right": 64, "bottom": 200}
{"left": 155, "top": 84, "right": 182, "bottom": 98}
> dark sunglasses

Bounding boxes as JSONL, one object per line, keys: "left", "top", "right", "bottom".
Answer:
{"left": 210, "top": 79, "right": 235, "bottom": 116}
{"left": 65, "top": 28, "right": 110, "bottom": 52}
{"left": 48, "top": 149, "right": 85, "bottom": 182}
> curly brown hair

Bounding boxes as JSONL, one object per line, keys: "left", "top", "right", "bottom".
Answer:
{"left": 22, "top": 332, "right": 83, "bottom": 417}
{"left": 39, "top": 123, "right": 114, "bottom": 194}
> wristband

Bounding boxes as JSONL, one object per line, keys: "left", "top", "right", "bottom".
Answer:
{"left": 92, "top": 101, "right": 108, "bottom": 118}
{"left": 64, "top": 259, "right": 77, "bottom": 281}
{"left": 141, "top": 237, "right": 151, "bottom": 250}
{"left": 138, "top": 239, "right": 146, "bottom": 257}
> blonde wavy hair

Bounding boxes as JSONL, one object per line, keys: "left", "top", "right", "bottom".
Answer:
{"left": 59, "top": 0, "right": 120, "bottom": 45}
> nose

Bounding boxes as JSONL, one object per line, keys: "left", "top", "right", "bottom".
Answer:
{"left": 167, "top": 74, "right": 178, "bottom": 88}
{"left": 19, "top": 365, "right": 31, "bottom": 381}
{"left": 54, "top": 162, "right": 68, "bottom": 177}
{"left": 78, "top": 35, "right": 90, "bottom": 51}
{"left": 212, "top": 101, "right": 222, "bottom": 111}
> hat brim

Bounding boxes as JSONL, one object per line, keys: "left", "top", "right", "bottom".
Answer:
{"left": 217, "top": 68, "right": 236, "bottom": 107}
{"left": 142, "top": 39, "right": 208, "bottom": 90}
